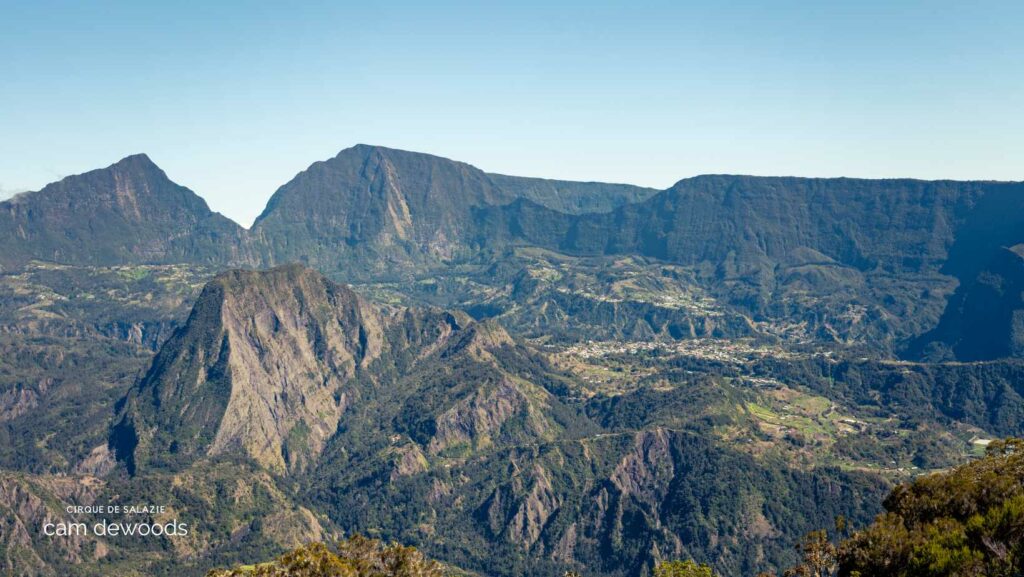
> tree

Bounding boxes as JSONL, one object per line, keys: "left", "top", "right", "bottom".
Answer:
{"left": 207, "top": 542, "right": 355, "bottom": 577}
{"left": 784, "top": 529, "right": 837, "bottom": 577}
{"left": 654, "top": 559, "right": 716, "bottom": 577}
{"left": 207, "top": 535, "right": 445, "bottom": 577}
{"left": 837, "top": 438, "right": 1024, "bottom": 577}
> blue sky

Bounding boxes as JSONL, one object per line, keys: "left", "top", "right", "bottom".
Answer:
{"left": 2, "top": 1, "right": 1022, "bottom": 226}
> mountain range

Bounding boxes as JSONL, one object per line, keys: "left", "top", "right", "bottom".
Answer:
{"left": 2, "top": 146, "right": 1024, "bottom": 577}
{"left": 5, "top": 145, "right": 1024, "bottom": 359}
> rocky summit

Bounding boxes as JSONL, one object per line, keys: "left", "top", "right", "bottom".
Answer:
{"left": 111, "top": 264, "right": 464, "bottom": 474}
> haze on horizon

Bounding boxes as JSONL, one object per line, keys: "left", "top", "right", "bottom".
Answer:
{"left": 2, "top": 0, "right": 1022, "bottom": 226}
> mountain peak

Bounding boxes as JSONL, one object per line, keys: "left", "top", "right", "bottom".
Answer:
{"left": 102, "top": 153, "right": 168, "bottom": 180}
{"left": 0, "top": 153, "right": 248, "bottom": 268}
{"left": 443, "top": 319, "right": 514, "bottom": 361}
{"left": 110, "top": 263, "right": 518, "bottom": 475}
{"left": 112, "top": 264, "right": 383, "bottom": 473}
{"left": 111, "top": 152, "right": 158, "bottom": 168}
{"left": 336, "top": 143, "right": 458, "bottom": 162}
{"left": 250, "top": 144, "right": 512, "bottom": 276}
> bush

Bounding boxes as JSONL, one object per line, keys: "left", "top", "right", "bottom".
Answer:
{"left": 838, "top": 439, "right": 1024, "bottom": 577}
{"left": 654, "top": 560, "right": 716, "bottom": 577}
{"left": 207, "top": 535, "right": 445, "bottom": 577}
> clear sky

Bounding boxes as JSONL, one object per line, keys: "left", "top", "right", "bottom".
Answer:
{"left": 2, "top": 1, "right": 1022, "bottom": 226}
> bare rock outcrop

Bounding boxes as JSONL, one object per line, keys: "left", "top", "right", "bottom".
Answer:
{"left": 111, "top": 264, "right": 473, "bottom": 474}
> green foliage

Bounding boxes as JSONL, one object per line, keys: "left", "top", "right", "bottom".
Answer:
{"left": 838, "top": 439, "right": 1024, "bottom": 577}
{"left": 653, "top": 559, "right": 716, "bottom": 577}
{"left": 207, "top": 535, "right": 445, "bottom": 577}
{"left": 783, "top": 530, "right": 837, "bottom": 577}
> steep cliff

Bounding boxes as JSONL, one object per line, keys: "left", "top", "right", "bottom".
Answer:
{"left": 109, "top": 264, "right": 512, "bottom": 475}
{"left": 249, "top": 145, "right": 658, "bottom": 278}
{"left": 910, "top": 244, "right": 1024, "bottom": 360}
{"left": 111, "top": 264, "right": 389, "bottom": 473}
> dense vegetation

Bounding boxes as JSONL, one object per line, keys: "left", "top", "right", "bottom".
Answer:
{"left": 213, "top": 437, "right": 1024, "bottom": 576}
{"left": 206, "top": 536, "right": 444, "bottom": 577}
{"left": 656, "top": 439, "right": 1024, "bottom": 577}
{"left": 3, "top": 262, "right": 1021, "bottom": 576}
{"left": 837, "top": 439, "right": 1024, "bottom": 577}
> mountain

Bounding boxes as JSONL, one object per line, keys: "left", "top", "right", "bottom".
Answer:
{"left": 485, "top": 172, "right": 657, "bottom": 214}
{"left": 99, "top": 265, "right": 893, "bottom": 577}
{"left": 0, "top": 263, "right": 216, "bottom": 476}
{"left": 249, "top": 145, "right": 657, "bottom": 278}
{"left": 0, "top": 471, "right": 110, "bottom": 576}
{"left": 0, "top": 155, "right": 250, "bottom": 270}
{"left": 311, "top": 424, "right": 888, "bottom": 577}
{"left": 247, "top": 148, "right": 1024, "bottom": 353}
{"left": 0, "top": 146, "right": 658, "bottom": 279}
{"left": 0, "top": 462, "right": 333, "bottom": 577}
{"left": 249, "top": 145, "right": 510, "bottom": 275}
{"left": 476, "top": 175, "right": 1024, "bottom": 350}
{"left": 8, "top": 147, "right": 1024, "bottom": 358}
{"left": 109, "top": 263, "right": 576, "bottom": 477}
{"left": 110, "top": 264, "right": 471, "bottom": 474}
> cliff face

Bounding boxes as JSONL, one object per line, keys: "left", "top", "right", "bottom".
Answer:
{"left": 477, "top": 176, "right": 1024, "bottom": 347}
{"left": 112, "top": 265, "right": 386, "bottom": 473}
{"left": 202, "top": 266, "right": 386, "bottom": 473}
{"left": 110, "top": 264, "right": 498, "bottom": 474}
{"left": 0, "top": 155, "right": 251, "bottom": 269}
{"left": 322, "top": 424, "right": 888, "bottom": 577}
{"left": 483, "top": 175, "right": 990, "bottom": 269}
{"left": 485, "top": 173, "right": 657, "bottom": 215}
{"left": 910, "top": 245, "right": 1024, "bottom": 361}
{"left": 0, "top": 146, "right": 657, "bottom": 278}
{"left": 248, "top": 145, "right": 660, "bottom": 278}
{"left": 248, "top": 145, "right": 515, "bottom": 275}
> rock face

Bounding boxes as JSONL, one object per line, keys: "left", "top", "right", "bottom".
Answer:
{"left": 250, "top": 145, "right": 514, "bottom": 274}
{"left": 0, "top": 464, "right": 332, "bottom": 577}
{"left": 12, "top": 147, "right": 1024, "bottom": 577}
{"left": 249, "top": 145, "right": 658, "bottom": 278}
{"left": 110, "top": 264, "right": 474, "bottom": 474}
{"left": 331, "top": 425, "right": 888, "bottom": 577}
{"left": 0, "top": 154, "right": 250, "bottom": 269}
{"left": 485, "top": 173, "right": 657, "bottom": 215}
{"left": 0, "top": 146, "right": 656, "bottom": 277}
{"left": 111, "top": 265, "right": 378, "bottom": 473}
{"left": 484, "top": 175, "right": 984, "bottom": 268}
